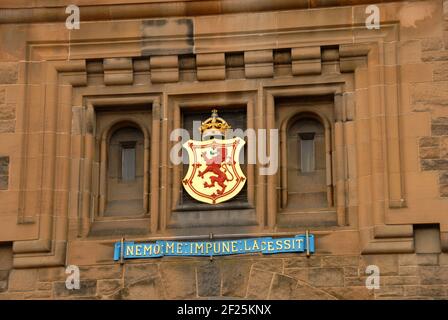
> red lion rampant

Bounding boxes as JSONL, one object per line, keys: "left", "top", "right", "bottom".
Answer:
{"left": 197, "top": 146, "right": 234, "bottom": 196}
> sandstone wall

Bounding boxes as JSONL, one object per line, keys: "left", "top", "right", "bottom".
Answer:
{"left": 0, "top": 0, "right": 448, "bottom": 300}
{"left": 2, "top": 252, "right": 448, "bottom": 299}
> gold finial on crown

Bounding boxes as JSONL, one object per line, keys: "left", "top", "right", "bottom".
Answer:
{"left": 199, "top": 109, "right": 231, "bottom": 137}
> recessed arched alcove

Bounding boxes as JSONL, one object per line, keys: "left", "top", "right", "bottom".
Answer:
{"left": 105, "top": 124, "right": 145, "bottom": 216}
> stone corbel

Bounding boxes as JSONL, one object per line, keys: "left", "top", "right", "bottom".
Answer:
{"left": 339, "top": 44, "right": 369, "bottom": 73}
{"left": 103, "top": 57, "right": 133, "bottom": 85}
{"left": 196, "top": 53, "right": 225, "bottom": 81}
{"left": 291, "top": 47, "right": 321, "bottom": 75}
{"left": 244, "top": 50, "right": 274, "bottom": 78}
{"left": 150, "top": 55, "right": 179, "bottom": 83}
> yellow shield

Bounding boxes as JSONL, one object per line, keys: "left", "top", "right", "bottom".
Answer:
{"left": 182, "top": 137, "right": 246, "bottom": 204}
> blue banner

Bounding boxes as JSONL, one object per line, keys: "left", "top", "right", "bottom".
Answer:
{"left": 113, "top": 234, "right": 314, "bottom": 260}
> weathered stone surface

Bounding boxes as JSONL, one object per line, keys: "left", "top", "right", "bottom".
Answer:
{"left": 433, "top": 62, "right": 448, "bottom": 81}
{"left": 0, "top": 280, "right": 7, "bottom": 293}
{"left": 404, "top": 285, "right": 447, "bottom": 297}
{"left": 399, "top": 266, "right": 419, "bottom": 276}
{"left": 246, "top": 269, "right": 274, "bottom": 299}
{"left": 343, "top": 267, "right": 359, "bottom": 277}
{"left": 420, "top": 137, "right": 440, "bottom": 148}
{"left": 441, "top": 137, "right": 448, "bottom": 158}
{"left": 0, "top": 176, "right": 8, "bottom": 190}
{"left": 421, "top": 159, "right": 448, "bottom": 171}
{"left": 284, "top": 256, "right": 321, "bottom": 268}
{"left": 160, "top": 263, "right": 196, "bottom": 299}
{"left": 8, "top": 269, "right": 38, "bottom": 292}
{"left": 38, "top": 267, "right": 66, "bottom": 282}
{"left": 0, "top": 157, "right": 9, "bottom": 176}
{"left": 119, "top": 277, "right": 164, "bottom": 299}
{"left": 383, "top": 276, "right": 420, "bottom": 286}
{"left": 293, "top": 282, "right": 335, "bottom": 300}
{"left": 399, "top": 253, "right": 439, "bottom": 266}
{"left": 0, "top": 120, "right": 15, "bottom": 133}
{"left": 375, "top": 286, "right": 404, "bottom": 298}
{"left": 197, "top": 263, "right": 221, "bottom": 297}
{"left": 220, "top": 260, "right": 251, "bottom": 298}
{"left": 0, "top": 88, "right": 5, "bottom": 104}
{"left": 268, "top": 274, "right": 298, "bottom": 299}
{"left": 325, "top": 286, "right": 373, "bottom": 300}
{"left": 97, "top": 279, "right": 122, "bottom": 296}
{"left": 440, "top": 172, "right": 448, "bottom": 185}
{"left": 441, "top": 184, "right": 448, "bottom": 197}
{"left": 0, "top": 243, "right": 12, "bottom": 270}
{"left": 308, "top": 268, "right": 344, "bottom": 287}
{"left": 420, "top": 147, "right": 440, "bottom": 159}
{"left": 419, "top": 266, "right": 448, "bottom": 285}
{"left": 413, "top": 82, "right": 448, "bottom": 109}
{"left": 79, "top": 264, "right": 122, "bottom": 280}
{"left": 124, "top": 263, "right": 158, "bottom": 285}
{"left": 0, "top": 270, "right": 9, "bottom": 292}
{"left": 0, "top": 63, "right": 18, "bottom": 84}
{"left": 37, "top": 282, "right": 52, "bottom": 291}
{"left": 0, "top": 104, "right": 15, "bottom": 120}
{"left": 321, "top": 256, "right": 359, "bottom": 267}
{"left": 53, "top": 280, "right": 97, "bottom": 298}
{"left": 421, "top": 38, "right": 444, "bottom": 51}
{"left": 252, "top": 259, "right": 283, "bottom": 273}
{"left": 284, "top": 268, "right": 308, "bottom": 282}
{"left": 360, "top": 255, "right": 399, "bottom": 276}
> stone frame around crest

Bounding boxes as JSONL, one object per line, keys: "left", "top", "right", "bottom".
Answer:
{"left": 9, "top": 3, "right": 435, "bottom": 268}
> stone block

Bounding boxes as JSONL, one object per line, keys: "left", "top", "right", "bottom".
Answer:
{"left": 0, "top": 120, "right": 14, "bottom": 133}
{"left": 383, "top": 276, "right": 420, "bottom": 286}
{"left": 0, "top": 63, "right": 18, "bottom": 84}
{"left": 360, "top": 255, "right": 399, "bottom": 276}
{"left": 37, "top": 282, "right": 52, "bottom": 291}
{"left": 53, "top": 280, "right": 97, "bottom": 298}
{"left": 252, "top": 259, "right": 283, "bottom": 273}
{"left": 321, "top": 256, "right": 359, "bottom": 267}
{"left": 308, "top": 268, "right": 344, "bottom": 287}
{"left": 118, "top": 277, "right": 164, "bottom": 300}
{"left": 284, "top": 256, "right": 321, "bottom": 268}
{"left": 160, "top": 263, "right": 196, "bottom": 299}
{"left": 246, "top": 269, "right": 274, "bottom": 299}
{"left": 375, "top": 286, "right": 404, "bottom": 298}
{"left": 97, "top": 279, "right": 123, "bottom": 296}
{"left": 38, "top": 267, "right": 66, "bottom": 282}
{"left": 419, "top": 137, "right": 440, "bottom": 148}
{"left": 419, "top": 266, "right": 448, "bottom": 285}
{"left": 220, "top": 260, "right": 251, "bottom": 298}
{"left": 0, "top": 104, "right": 15, "bottom": 120}
{"left": 0, "top": 88, "right": 5, "bottom": 104}
{"left": 79, "top": 264, "right": 122, "bottom": 281}
{"left": 268, "top": 274, "right": 298, "bottom": 300}
{"left": 420, "top": 147, "right": 440, "bottom": 159}
{"left": 421, "top": 159, "right": 448, "bottom": 171}
{"left": 404, "top": 285, "right": 447, "bottom": 297}
{"left": 124, "top": 263, "right": 159, "bottom": 286}
{"left": 8, "top": 269, "right": 38, "bottom": 292}
{"left": 197, "top": 263, "right": 221, "bottom": 297}
{"left": 325, "top": 286, "right": 373, "bottom": 300}
{"left": 293, "top": 282, "right": 335, "bottom": 300}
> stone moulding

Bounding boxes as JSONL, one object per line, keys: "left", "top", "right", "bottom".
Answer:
{"left": 0, "top": 0, "right": 401, "bottom": 24}
{"left": 9, "top": 2, "right": 433, "bottom": 267}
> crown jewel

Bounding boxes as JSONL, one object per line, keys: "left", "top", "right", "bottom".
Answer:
{"left": 200, "top": 109, "right": 231, "bottom": 137}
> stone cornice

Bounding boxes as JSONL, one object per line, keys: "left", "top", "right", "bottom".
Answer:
{"left": 0, "top": 0, "right": 404, "bottom": 24}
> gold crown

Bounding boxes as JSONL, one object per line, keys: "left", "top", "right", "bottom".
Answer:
{"left": 199, "top": 109, "right": 231, "bottom": 136}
